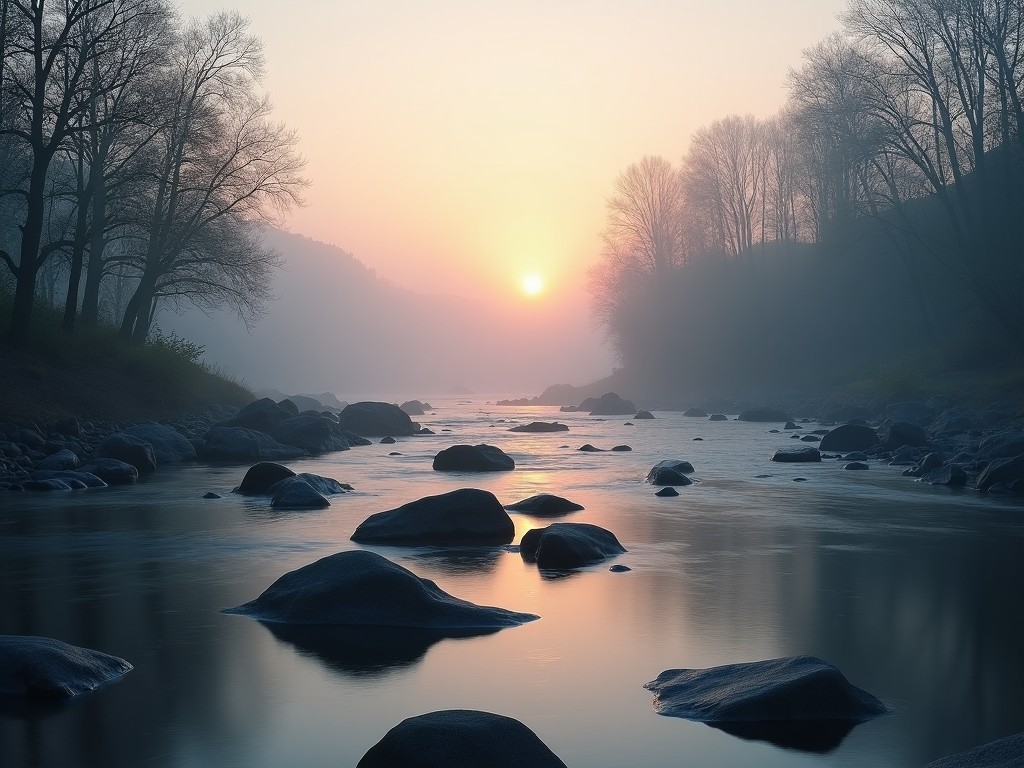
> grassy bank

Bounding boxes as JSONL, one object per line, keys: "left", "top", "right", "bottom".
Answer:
{"left": 0, "top": 297, "right": 253, "bottom": 426}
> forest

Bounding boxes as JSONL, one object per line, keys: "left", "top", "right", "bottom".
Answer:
{"left": 589, "top": 0, "right": 1024, "bottom": 399}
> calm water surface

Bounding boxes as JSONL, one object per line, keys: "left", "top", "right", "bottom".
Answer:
{"left": 1, "top": 402, "right": 1022, "bottom": 767}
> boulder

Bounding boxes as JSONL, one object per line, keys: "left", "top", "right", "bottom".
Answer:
{"left": 520, "top": 522, "right": 626, "bottom": 569}
{"left": 270, "top": 478, "right": 331, "bottom": 509}
{"left": 286, "top": 394, "right": 324, "bottom": 413}
{"left": 683, "top": 408, "right": 707, "bottom": 417}
{"left": 24, "top": 479, "right": 74, "bottom": 491}
{"left": 270, "top": 412, "right": 349, "bottom": 454}
{"left": 351, "top": 488, "right": 514, "bottom": 546}
{"left": 36, "top": 449, "right": 81, "bottom": 471}
{"left": 30, "top": 470, "right": 106, "bottom": 488}
{"left": 577, "top": 444, "right": 604, "bottom": 452}
{"left": 276, "top": 472, "right": 352, "bottom": 496}
{"left": 79, "top": 458, "right": 138, "bottom": 485}
{"left": 930, "top": 409, "right": 974, "bottom": 435}
{"left": 905, "top": 452, "right": 946, "bottom": 478}
{"left": 504, "top": 494, "right": 584, "bottom": 517}
{"left": 738, "top": 408, "right": 792, "bottom": 423}
{"left": 277, "top": 398, "right": 300, "bottom": 416}
{"left": 656, "top": 487, "right": 680, "bottom": 497}
{"left": 380, "top": 436, "right": 396, "bottom": 444}
{"left": 339, "top": 402, "right": 415, "bottom": 437}
{"left": 976, "top": 454, "right": 1024, "bottom": 492}
{"left": 399, "top": 400, "right": 427, "bottom": 416}
{"left": 357, "top": 710, "right": 568, "bottom": 768}
{"left": 220, "top": 398, "right": 294, "bottom": 432}
{"left": 819, "top": 424, "right": 879, "bottom": 452}
{"left": 0, "top": 635, "right": 132, "bottom": 698}
{"left": 885, "top": 421, "right": 930, "bottom": 449}
{"left": 611, "top": 444, "right": 632, "bottom": 452}
{"left": 634, "top": 410, "right": 655, "bottom": 420}
{"left": 98, "top": 433, "right": 156, "bottom": 473}
{"left": 977, "top": 432, "right": 1024, "bottom": 461}
{"left": 14, "top": 428, "right": 45, "bottom": 450}
{"left": 432, "top": 444, "right": 514, "bottom": 472}
{"left": 235, "top": 462, "right": 296, "bottom": 494}
{"left": 708, "top": 414, "right": 728, "bottom": 421}
{"left": 647, "top": 460, "right": 695, "bottom": 486}
{"left": 784, "top": 421, "right": 799, "bottom": 430}
{"left": 508, "top": 421, "right": 569, "bottom": 433}
{"left": 922, "top": 732, "right": 1024, "bottom": 768}
{"left": 771, "top": 446, "right": 821, "bottom": 463}
{"left": 588, "top": 392, "right": 636, "bottom": 416}
{"left": 224, "top": 550, "right": 537, "bottom": 628}
{"left": 923, "top": 465, "right": 967, "bottom": 486}
{"left": 845, "top": 462, "right": 869, "bottom": 471}
{"left": 199, "top": 427, "right": 307, "bottom": 463}
{"left": 123, "top": 424, "right": 197, "bottom": 463}
{"left": 800, "top": 435, "right": 821, "bottom": 442}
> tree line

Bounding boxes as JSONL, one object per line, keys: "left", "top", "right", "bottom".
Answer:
{"left": 0, "top": 1, "right": 306, "bottom": 348}
{"left": 590, "top": 0, "right": 1024, "bottom": 370}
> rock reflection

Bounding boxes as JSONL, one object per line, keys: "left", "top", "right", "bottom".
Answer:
{"left": 403, "top": 546, "right": 503, "bottom": 576}
{"left": 708, "top": 718, "right": 859, "bottom": 753}
{"left": 263, "top": 622, "right": 499, "bottom": 678}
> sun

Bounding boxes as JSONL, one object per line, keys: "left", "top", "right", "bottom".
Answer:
{"left": 521, "top": 273, "right": 544, "bottom": 297}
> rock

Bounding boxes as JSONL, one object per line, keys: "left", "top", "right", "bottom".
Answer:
{"left": 800, "top": 435, "right": 821, "bottom": 442}
{"left": 683, "top": 408, "right": 707, "bottom": 417}
{"left": 845, "top": 451, "right": 869, "bottom": 461}
{"left": 977, "top": 432, "right": 1024, "bottom": 461}
{"left": 235, "top": 462, "right": 296, "bottom": 494}
{"left": 277, "top": 473, "right": 352, "bottom": 496}
{"left": 35, "top": 449, "right": 81, "bottom": 471}
{"left": 199, "top": 427, "right": 307, "bottom": 463}
{"left": 339, "top": 402, "right": 415, "bottom": 437}
{"left": 432, "top": 444, "right": 514, "bottom": 472}
{"left": 693, "top": 437, "right": 704, "bottom": 441}
{"left": 508, "top": 422, "right": 569, "bottom": 433}
{"left": 416, "top": 427, "right": 435, "bottom": 435}
{"left": 270, "top": 413, "right": 350, "bottom": 454}
{"left": 976, "top": 454, "right": 1024, "bottom": 492}
{"left": 203, "top": 492, "right": 222, "bottom": 499}
{"left": 647, "top": 460, "right": 695, "bottom": 485}
{"left": 79, "top": 458, "right": 138, "bottom": 484}
{"left": 380, "top": 436, "right": 396, "bottom": 444}
{"left": 389, "top": 451, "right": 402, "bottom": 456}
{"left": 52, "top": 416, "right": 81, "bottom": 438}
{"left": 611, "top": 444, "right": 632, "bottom": 452}
{"left": 24, "top": 479, "right": 74, "bottom": 491}
{"left": 656, "top": 487, "right": 680, "bottom": 497}
{"left": 356, "top": 710, "right": 568, "bottom": 768}
{"left": 923, "top": 465, "right": 967, "bottom": 486}
{"left": 845, "top": 462, "right": 869, "bottom": 471}
{"left": 30, "top": 470, "right": 106, "bottom": 488}
{"left": 224, "top": 550, "right": 537, "bottom": 628}
{"left": 771, "top": 447, "right": 821, "bottom": 463}
{"left": 351, "top": 488, "right": 514, "bottom": 545}
{"left": 399, "top": 400, "right": 427, "bottom": 416}
{"left": 97, "top": 433, "right": 157, "bottom": 473}
{"left": 520, "top": 522, "right": 626, "bottom": 569}
{"left": 505, "top": 494, "right": 584, "bottom": 516}
{"left": 906, "top": 452, "right": 946, "bottom": 477}
{"left": 709, "top": 414, "right": 728, "bottom": 421}
{"left": 578, "top": 397, "right": 599, "bottom": 412}
{"left": 922, "top": 732, "right": 1024, "bottom": 768}
{"left": 885, "top": 421, "right": 930, "bottom": 449}
{"left": 221, "top": 398, "right": 294, "bottom": 432}
{"left": 0, "top": 635, "right": 132, "bottom": 698}
{"left": 645, "top": 656, "right": 888, "bottom": 751}
{"left": 270, "top": 478, "right": 331, "bottom": 509}
{"left": 738, "top": 408, "right": 792, "bottom": 422}
{"left": 588, "top": 392, "right": 636, "bottom": 416}
{"left": 577, "top": 444, "right": 604, "bottom": 452}
{"left": 930, "top": 409, "right": 974, "bottom": 435}
{"left": 123, "top": 424, "right": 197, "bottom": 463}
{"left": 277, "top": 398, "right": 300, "bottom": 416}
{"left": 784, "top": 421, "right": 799, "bottom": 430}
{"left": 14, "top": 428, "right": 45, "bottom": 450}
{"left": 634, "top": 410, "right": 655, "bottom": 419}
{"left": 285, "top": 394, "right": 324, "bottom": 413}
{"left": 819, "top": 424, "right": 879, "bottom": 452}
{"left": 889, "top": 446, "right": 924, "bottom": 466}
{"left": 609, "top": 564, "right": 632, "bottom": 572}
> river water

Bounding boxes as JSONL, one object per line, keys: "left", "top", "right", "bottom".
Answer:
{"left": 1, "top": 401, "right": 1022, "bottom": 767}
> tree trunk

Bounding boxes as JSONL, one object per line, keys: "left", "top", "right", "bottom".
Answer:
{"left": 8, "top": 161, "right": 48, "bottom": 346}
{"left": 63, "top": 153, "right": 91, "bottom": 332}
{"left": 79, "top": 164, "right": 107, "bottom": 328}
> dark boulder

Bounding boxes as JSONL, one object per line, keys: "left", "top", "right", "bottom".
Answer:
{"left": 235, "top": 462, "right": 296, "bottom": 494}
{"left": 24, "top": 479, "right": 74, "bottom": 491}
{"left": 709, "top": 414, "right": 728, "bottom": 421}
{"left": 339, "top": 402, "right": 415, "bottom": 437}
{"left": 79, "top": 458, "right": 138, "bottom": 485}
{"left": 977, "top": 432, "right": 1024, "bottom": 461}
{"left": 0, "top": 635, "right": 132, "bottom": 698}
{"left": 923, "top": 465, "right": 967, "bottom": 486}
{"left": 885, "top": 421, "right": 930, "bottom": 449}
{"left": 123, "top": 424, "right": 197, "bottom": 463}
{"left": 224, "top": 550, "right": 537, "bottom": 628}
{"left": 976, "top": 454, "right": 1024, "bottom": 492}
{"left": 844, "top": 462, "right": 869, "bottom": 471}
{"left": 905, "top": 452, "right": 946, "bottom": 478}
{"left": 683, "top": 408, "right": 707, "bottom": 417}
{"left": 98, "top": 433, "right": 156, "bottom": 473}
{"left": 784, "top": 421, "right": 799, "bottom": 430}
{"left": 352, "top": 488, "right": 514, "bottom": 546}
{"left": 508, "top": 422, "right": 569, "bottom": 433}
{"left": 819, "top": 424, "right": 879, "bottom": 452}
{"left": 277, "top": 398, "right": 300, "bottom": 416}
{"left": 380, "top": 436, "right": 396, "bottom": 444}
{"left": 14, "top": 428, "right": 45, "bottom": 450}
{"left": 588, "top": 392, "right": 636, "bottom": 415}
{"left": 199, "top": 427, "right": 307, "bottom": 463}
{"left": 656, "top": 487, "right": 680, "bottom": 497}
{"left": 270, "top": 478, "right": 331, "bottom": 509}
{"left": 36, "top": 449, "right": 81, "bottom": 471}
{"left": 611, "top": 444, "right": 632, "bottom": 452}
{"left": 203, "top": 492, "right": 222, "bottom": 499}
{"left": 634, "top": 410, "right": 655, "bottom": 420}
{"left": 276, "top": 472, "right": 352, "bottom": 496}
{"left": 922, "top": 732, "right": 1024, "bottom": 768}
{"left": 520, "top": 522, "right": 626, "bottom": 569}
{"left": 399, "top": 400, "right": 427, "bottom": 416}
{"left": 270, "top": 413, "right": 349, "bottom": 454}
{"left": 738, "top": 408, "right": 792, "bottom": 423}
{"left": 357, "top": 710, "right": 568, "bottom": 768}
{"left": 221, "top": 398, "right": 294, "bottom": 432}
{"left": 930, "top": 409, "right": 974, "bottom": 435}
{"left": 30, "top": 470, "right": 106, "bottom": 489}
{"left": 771, "top": 446, "right": 821, "bottom": 463}
{"left": 504, "top": 494, "right": 584, "bottom": 517}
{"left": 800, "top": 435, "right": 821, "bottom": 442}
{"left": 432, "top": 444, "right": 514, "bottom": 472}
{"left": 577, "top": 444, "right": 604, "bottom": 452}
{"left": 647, "top": 460, "right": 695, "bottom": 486}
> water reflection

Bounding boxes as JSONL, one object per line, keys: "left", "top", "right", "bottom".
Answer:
{"left": 708, "top": 718, "right": 860, "bottom": 753}
{"left": 401, "top": 546, "right": 503, "bottom": 576}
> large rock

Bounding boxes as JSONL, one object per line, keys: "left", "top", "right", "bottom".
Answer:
{"left": 30, "top": 470, "right": 106, "bottom": 489}
{"left": 399, "top": 400, "right": 429, "bottom": 416}
{"left": 235, "top": 462, "right": 296, "bottom": 494}
{"left": 645, "top": 656, "right": 888, "bottom": 751}
{"left": 351, "top": 488, "right": 514, "bottom": 545}
{"left": 124, "top": 424, "right": 197, "bottom": 463}
{"left": 646, "top": 460, "right": 695, "bottom": 486}
{"left": 432, "top": 444, "right": 514, "bottom": 472}
{"left": 0, "top": 635, "right": 132, "bottom": 698}
{"left": 885, "top": 421, "right": 930, "bottom": 449}
{"left": 270, "top": 412, "right": 350, "bottom": 454}
{"left": 588, "top": 392, "right": 636, "bottom": 415}
{"left": 708, "top": 413, "right": 728, "bottom": 421}
{"left": 357, "top": 710, "right": 568, "bottom": 768}
{"left": 977, "top": 432, "right": 1024, "bottom": 461}
{"left": 922, "top": 732, "right": 1024, "bottom": 768}
{"left": 35, "top": 448, "right": 81, "bottom": 471}
{"left": 819, "top": 424, "right": 879, "bottom": 452}
{"left": 79, "top": 458, "right": 138, "bottom": 485}
{"left": 223, "top": 550, "right": 537, "bottom": 628}
{"left": 508, "top": 422, "right": 569, "bottom": 433}
{"left": 279, "top": 472, "right": 352, "bottom": 496}
{"left": 98, "top": 433, "right": 157, "bottom": 473}
{"left": 923, "top": 464, "right": 967, "bottom": 486}
{"left": 930, "top": 409, "right": 974, "bottom": 435}
{"left": 339, "top": 402, "right": 414, "bottom": 437}
{"left": 634, "top": 410, "right": 655, "bottom": 420}
{"left": 520, "top": 522, "right": 626, "bottom": 569}
{"left": 771, "top": 446, "right": 822, "bottom": 463}
{"left": 220, "top": 398, "right": 294, "bottom": 432}
{"left": 738, "top": 408, "right": 792, "bottom": 423}
{"left": 504, "top": 494, "right": 584, "bottom": 517}
{"left": 976, "top": 454, "right": 1024, "bottom": 492}
{"left": 199, "top": 427, "right": 306, "bottom": 463}
{"left": 270, "top": 478, "right": 331, "bottom": 509}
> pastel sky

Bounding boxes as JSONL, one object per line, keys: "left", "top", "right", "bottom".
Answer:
{"left": 174, "top": 1, "right": 847, "bottom": 386}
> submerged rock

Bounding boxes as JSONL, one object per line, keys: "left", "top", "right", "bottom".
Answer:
{"left": 351, "top": 488, "right": 514, "bottom": 545}
{"left": 922, "top": 732, "right": 1024, "bottom": 768}
{"left": 432, "top": 444, "right": 514, "bottom": 472}
{"left": 577, "top": 444, "right": 604, "bottom": 452}
{"left": 520, "top": 522, "right": 626, "bottom": 569}
{"left": 508, "top": 421, "right": 569, "bottom": 433}
{"left": 0, "top": 635, "right": 132, "bottom": 698}
{"left": 357, "top": 710, "right": 568, "bottom": 768}
{"left": 504, "top": 493, "right": 584, "bottom": 517}
{"left": 611, "top": 444, "right": 633, "bottom": 452}
{"left": 844, "top": 462, "right": 870, "bottom": 471}
{"left": 771, "top": 446, "right": 821, "bottom": 463}
{"left": 270, "top": 478, "right": 331, "bottom": 509}
{"left": 224, "top": 550, "right": 537, "bottom": 628}
{"left": 235, "top": 462, "right": 296, "bottom": 494}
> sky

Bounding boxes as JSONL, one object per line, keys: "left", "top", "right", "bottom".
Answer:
{"left": 172, "top": 0, "right": 847, "bottom": 392}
